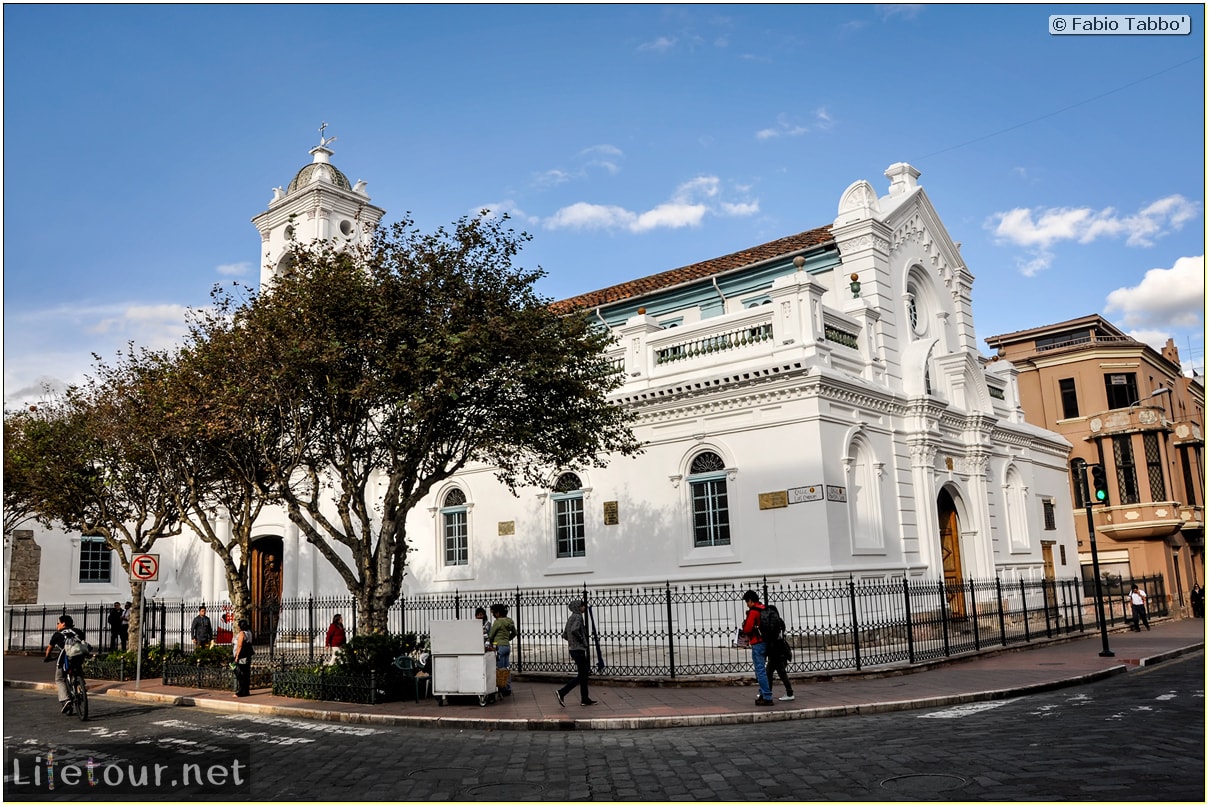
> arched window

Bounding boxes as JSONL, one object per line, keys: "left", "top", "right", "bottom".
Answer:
{"left": 848, "top": 439, "right": 883, "bottom": 551}
{"left": 553, "top": 473, "right": 585, "bottom": 559}
{"left": 440, "top": 488, "right": 468, "bottom": 567}
{"left": 688, "top": 452, "right": 730, "bottom": 547}
{"left": 1004, "top": 467, "right": 1029, "bottom": 552}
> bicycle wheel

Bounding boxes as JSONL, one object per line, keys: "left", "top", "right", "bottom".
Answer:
{"left": 71, "top": 675, "right": 88, "bottom": 721}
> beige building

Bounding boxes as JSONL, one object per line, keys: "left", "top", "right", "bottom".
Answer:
{"left": 986, "top": 315, "right": 1205, "bottom": 613}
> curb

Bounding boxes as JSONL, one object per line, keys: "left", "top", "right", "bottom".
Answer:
{"left": 2, "top": 664, "right": 1132, "bottom": 731}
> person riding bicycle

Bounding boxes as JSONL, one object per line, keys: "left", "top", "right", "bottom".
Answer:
{"left": 43, "top": 614, "right": 87, "bottom": 716}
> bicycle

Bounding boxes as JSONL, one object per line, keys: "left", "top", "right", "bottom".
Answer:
{"left": 59, "top": 653, "right": 89, "bottom": 721}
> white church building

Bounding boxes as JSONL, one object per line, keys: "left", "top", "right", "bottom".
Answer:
{"left": 6, "top": 141, "right": 1080, "bottom": 611}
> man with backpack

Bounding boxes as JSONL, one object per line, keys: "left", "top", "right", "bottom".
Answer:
{"left": 43, "top": 614, "right": 89, "bottom": 715}
{"left": 740, "top": 590, "right": 774, "bottom": 706}
{"left": 762, "top": 601, "right": 795, "bottom": 701}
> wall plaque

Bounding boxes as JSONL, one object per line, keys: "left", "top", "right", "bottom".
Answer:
{"left": 825, "top": 485, "right": 847, "bottom": 503}
{"left": 603, "top": 501, "right": 619, "bottom": 525}
{"left": 759, "top": 491, "right": 789, "bottom": 510}
{"left": 498, "top": 521, "right": 515, "bottom": 536}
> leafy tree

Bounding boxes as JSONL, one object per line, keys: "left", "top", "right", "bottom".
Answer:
{"left": 217, "top": 213, "right": 642, "bottom": 634}
{"left": 123, "top": 310, "right": 300, "bottom": 631}
{"left": 1, "top": 379, "right": 181, "bottom": 649}
{"left": 3, "top": 406, "right": 48, "bottom": 537}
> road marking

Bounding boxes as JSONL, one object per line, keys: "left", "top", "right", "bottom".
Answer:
{"left": 918, "top": 699, "right": 1017, "bottom": 719}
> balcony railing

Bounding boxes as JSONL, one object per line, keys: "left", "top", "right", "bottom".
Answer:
{"left": 654, "top": 322, "right": 774, "bottom": 365}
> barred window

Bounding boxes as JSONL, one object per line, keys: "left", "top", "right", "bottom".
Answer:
{"left": 1144, "top": 432, "right": 1166, "bottom": 501}
{"left": 553, "top": 473, "right": 585, "bottom": 559}
{"left": 1113, "top": 435, "right": 1139, "bottom": 505}
{"left": 78, "top": 537, "right": 112, "bottom": 583}
{"left": 1042, "top": 499, "right": 1056, "bottom": 530}
{"left": 689, "top": 452, "right": 730, "bottom": 547}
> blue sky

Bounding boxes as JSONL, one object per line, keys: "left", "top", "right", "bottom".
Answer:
{"left": 4, "top": 4, "right": 1205, "bottom": 407}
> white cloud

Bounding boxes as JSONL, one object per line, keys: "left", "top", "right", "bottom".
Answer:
{"left": 3, "top": 301, "right": 197, "bottom": 408}
{"left": 472, "top": 200, "right": 538, "bottom": 227}
{"left": 1104, "top": 255, "right": 1205, "bottom": 329}
{"left": 216, "top": 262, "right": 252, "bottom": 276}
{"left": 544, "top": 175, "right": 758, "bottom": 233}
{"left": 545, "top": 202, "right": 637, "bottom": 231}
{"left": 986, "top": 195, "right": 1200, "bottom": 276}
{"left": 756, "top": 109, "right": 833, "bottom": 140}
{"left": 533, "top": 169, "right": 572, "bottom": 189}
{"left": 637, "top": 36, "right": 677, "bottom": 53}
{"left": 877, "top": 4, "right": 924, "bottom": 21}
{"left": 633, "top": 202, "right": 707, "bottom": 232}
{"left": 533, "top": 145, "right": 624, "bottom": 190}
{"left": 990, "top": 194, "right": 1197, "bottom": 249}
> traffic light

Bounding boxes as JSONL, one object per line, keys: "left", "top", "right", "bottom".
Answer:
{"left": 1088, "top": 463, "right": 1109, "bottom": 505}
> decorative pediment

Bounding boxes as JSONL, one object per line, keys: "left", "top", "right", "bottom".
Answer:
{"left": 835, "top": 180, "right": 882, "bottom": 225}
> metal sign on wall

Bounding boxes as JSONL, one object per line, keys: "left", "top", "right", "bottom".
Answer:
{"left": 826, "top": 485, "right": 847, "bottom": 503}
{"left": 603, "top": 501, "right": 619, "bottom": 525}
{"left": 758, "top": 491, "right": 789, "bottom": 510}
{"left": 788, "top": 485, "right": 823, "bottom": 504}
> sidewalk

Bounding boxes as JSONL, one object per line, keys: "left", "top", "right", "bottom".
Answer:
{"left": 5, "top": 619, "right": 1203, "bottom": 731}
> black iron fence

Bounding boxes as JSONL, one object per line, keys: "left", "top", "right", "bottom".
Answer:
{"left": 6, "top": 574, "right": 1168, "bottom": 679}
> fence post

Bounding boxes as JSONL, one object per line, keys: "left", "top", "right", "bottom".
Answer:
{"left": 903, "top": 578, "right": 914, "bottom": 665}
{"left": 848, "top": 578, "right": 862, "bottom": 671}
{"left": 1019, "top": 579, "right": 1031, "bottom": 642}
{"left": 665, "top": 582, "right": 676, "bottom": 679}
{"left": 969, "top": 578, "right": 980, "bottom": 651}
{"left": 1043, "top": 580, "right": 1053, "bottom": 638}
{"left": 454, "top": 591, "right": 462, "bottom": 620}
{"left": 762, "top": 576, "right": 769, "bottom": 607}
{"left": 938, "top": 579, "right": 950, "bottom": 657}
{"left": 307, "top": 597, "right": 315, "bottom": 664}
{"left": 514, "top": 587, "right": 522, "bottom": 674}
{"left": 996, "top": 577, "right": 1007, "bottom": 645}
{"left": 159, "top": 601, "right": 167, "bottom": 651}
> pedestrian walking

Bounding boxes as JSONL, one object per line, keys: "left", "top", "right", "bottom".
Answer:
{"left": 1190, "top": 584, "right": 1203, "bottom": 618}
{"left": 763, "top": 602, "right": 795, "bottom": 702}
{"left": 1129, "top": 585, "right": 1150, "bottom": 631}
{"left": 232, "top": 618, "right": 254, "bottom": 697}
{"left": 324, "top": 614, "right": 347, "bottom": 664}
{"left": 107, "top": 602, "right": 124, "bottom": 652}
{"left": 555, "top": 599, "right": 597, "bottom": 707}
{"left": 489, "top": 603, "right": 517, "bottom": 697}
{"left": 741, "top": 590, "right": 774, "bottom": 706}
{"left": 191, "top": 605, "right": 214, "bottom": 649}
{"left": 120, "top": 602, "right": 131, "bottom": 650}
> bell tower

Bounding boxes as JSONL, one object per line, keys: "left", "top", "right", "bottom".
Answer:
{"left": 251, "top": 124, "right": 386, "bottom": 289}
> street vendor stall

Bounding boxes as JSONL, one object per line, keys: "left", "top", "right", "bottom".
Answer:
{"left": 429, "top": 619, "right": 496, "bottom": 706}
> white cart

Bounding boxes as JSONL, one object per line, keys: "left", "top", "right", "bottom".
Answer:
{"left": 430, "top": 619, "right": 496, "bottom": 707}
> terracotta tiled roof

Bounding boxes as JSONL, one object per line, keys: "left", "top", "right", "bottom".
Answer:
{"left": 552, "top": 225, "right": 834, "bottom": 313}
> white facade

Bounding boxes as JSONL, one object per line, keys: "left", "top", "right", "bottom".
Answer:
{"left": 7, "top": 151, "right": 1079, "bottom": 609}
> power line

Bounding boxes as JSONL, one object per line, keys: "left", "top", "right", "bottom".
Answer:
{"left": 913, "top": 55, "right": 1203, "bottom": 162}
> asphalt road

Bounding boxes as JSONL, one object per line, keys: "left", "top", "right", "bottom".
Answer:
{"left": 3, "top": 651, "right": 1203, "bottom": 801}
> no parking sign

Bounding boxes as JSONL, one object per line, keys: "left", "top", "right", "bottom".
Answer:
{"left": 131, "top": 553, "right": 159, "bottom": 582}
